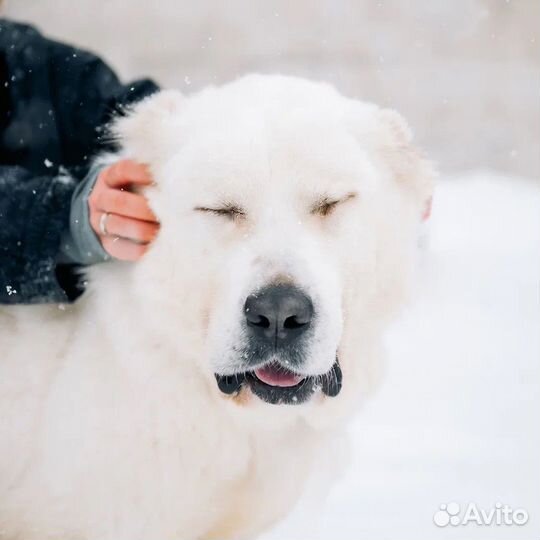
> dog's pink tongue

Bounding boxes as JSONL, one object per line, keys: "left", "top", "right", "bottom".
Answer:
{"left": 254, "top": 365, "right": 303, "bottom": 387}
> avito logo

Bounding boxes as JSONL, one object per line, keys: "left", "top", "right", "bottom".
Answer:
{"left": 433, "top": 502, "right": 529, "bottom": 527}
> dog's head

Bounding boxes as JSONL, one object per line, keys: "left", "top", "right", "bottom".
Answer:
{"left": 105, "top": 75, "right": 433, "bottom": 426}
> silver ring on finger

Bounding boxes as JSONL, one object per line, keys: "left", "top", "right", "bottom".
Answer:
{"left": 99, "top": 212, "right": 111, "bottom": 236}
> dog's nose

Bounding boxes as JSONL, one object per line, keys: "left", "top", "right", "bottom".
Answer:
{"left": 244, "top": 284, "right": 313, "bottom": 346}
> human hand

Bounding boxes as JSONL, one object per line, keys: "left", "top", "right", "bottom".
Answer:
{"left": 88, "top": 160, "right": 160, "bottom": 261}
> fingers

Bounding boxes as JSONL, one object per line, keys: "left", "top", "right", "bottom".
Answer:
{"left": 102, "top": 160, "right": 154, "bottom": 188}
{"left": 93, "top": 188, "right": 158, "bottom": 223}
{"left": 100, "top": 235, "right": 149, "bottom": 262}
{"left": 88, "top": 159, "right": 160, "bottom": 261}
{"left": 90, "top": 211, "right": 159, "bottom": 244}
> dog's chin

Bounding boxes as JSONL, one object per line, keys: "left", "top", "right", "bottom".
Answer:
{"left": 215, "top": 358, "right": 342, "bottom": 405}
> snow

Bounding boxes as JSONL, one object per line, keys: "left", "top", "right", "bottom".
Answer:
{"left": 262, "top": 171, "right": 540, "bottom": 540}
{"left": 5, "top": 285, "right": 17, "bottom": 296}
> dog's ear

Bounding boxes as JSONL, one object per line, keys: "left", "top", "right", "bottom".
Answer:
{"left": 375, "top": 108, "right": 435, "bottom": 210}
{"left": 111, "top": 90, "right": 185, "bottom": 165}
{"left": 348, "top": 104, "right": 435, "bottom": 213}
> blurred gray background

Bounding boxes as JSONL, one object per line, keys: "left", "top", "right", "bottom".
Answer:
{"left": 4, "top": 0, "right": 539, "bottom": 178}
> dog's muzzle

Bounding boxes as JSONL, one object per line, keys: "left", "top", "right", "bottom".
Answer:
{"left": 214, "top": 283, "right": 342, "bottom": 404}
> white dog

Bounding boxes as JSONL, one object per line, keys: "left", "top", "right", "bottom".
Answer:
{"left": 0, "top": 75, "right": 433, "bottom": 540}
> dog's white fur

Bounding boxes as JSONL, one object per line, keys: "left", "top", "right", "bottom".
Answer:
{"left": 0, "top": 75, "right": 433, "bottom": 540}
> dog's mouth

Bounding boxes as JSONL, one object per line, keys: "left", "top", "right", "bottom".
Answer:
{"left": 215, "top": 359, "right": 342, "bottom": 405}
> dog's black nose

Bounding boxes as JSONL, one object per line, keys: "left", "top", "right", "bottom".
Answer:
{"left": 244, "top": 284, "right": 313, "bottom": 346}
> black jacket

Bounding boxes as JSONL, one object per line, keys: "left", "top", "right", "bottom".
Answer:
{"left": 0, "top": 19, "right": 158, "bottom": 304}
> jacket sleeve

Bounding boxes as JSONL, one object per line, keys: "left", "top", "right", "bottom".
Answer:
{"left": 57, "top": 164, "right": 110, "bottom": 265}
{"left": 0, "top": 165, "right": 76, "bottom": 304}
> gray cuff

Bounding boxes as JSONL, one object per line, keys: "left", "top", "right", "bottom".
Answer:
{"left": 57, "top": 165, "right": 110, "bottom": 265}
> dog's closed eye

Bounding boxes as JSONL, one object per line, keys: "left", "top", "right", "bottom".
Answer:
{"left": 195, "top": 204, "right": 246, "bottom": 221}
{"left": 311, "top": 192, "right": 357, "bottom": 217}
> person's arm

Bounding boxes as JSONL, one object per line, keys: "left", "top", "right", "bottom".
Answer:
{"left": 0, "top": 165, "right": 76, "bottom": 304}
{"left": 0, "top": 20, "right": 160, "bottom": 304}
{"left": 0, "top": 159, "right": 160, "bottom": 304}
